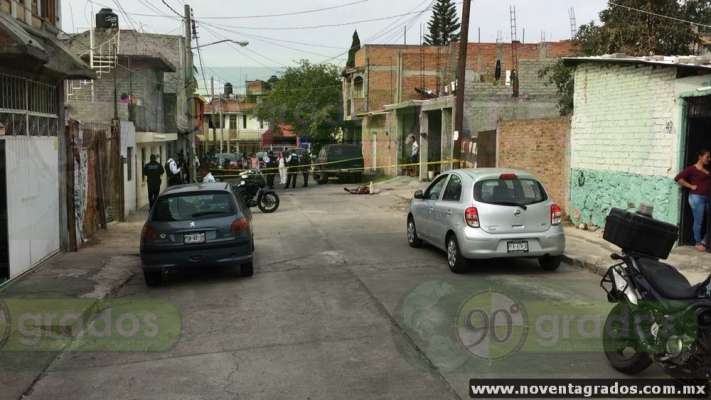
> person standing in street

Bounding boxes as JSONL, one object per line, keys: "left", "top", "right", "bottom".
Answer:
{"left": 143, "top": 154, "right": 164, "bottom": 209}
{"left": 278, "top": 152, "right": 287, "bottom": 185}
{"left": 165, "top": 156, "right": 182, "bottom": 187}
{"left": 301, "top": 151, "right": 312, "bottom": 188}
{"left": 263, "top": 150, "right": 277, "bottom": 189}
{"left": 285, "top": 151, "right": 299, "bottom": 189}
{"left": 675, "top": 148, "right": 711, "bottom": 252}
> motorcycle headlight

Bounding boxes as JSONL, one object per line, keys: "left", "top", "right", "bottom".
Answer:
{"left": 241, "top": 174, "right": 248, "bottom": 179}
{"left": 240, "top": 180, "right": 246, "bottom": 186}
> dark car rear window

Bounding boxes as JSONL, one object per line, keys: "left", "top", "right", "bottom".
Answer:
{"left": 327, "top": 146, "right": 361, "bottom": 159}
{"left": 474, "top": 178, "right": 548, "bottom": 206}
{"left": 152, "top": 192, "right": 237, "bottom": 222}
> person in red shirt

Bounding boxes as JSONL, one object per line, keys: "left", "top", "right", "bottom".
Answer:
{"left": 675, "top": 149, "right": 711, "bottom": 251}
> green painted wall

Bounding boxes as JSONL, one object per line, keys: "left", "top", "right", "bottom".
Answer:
{"left": 570, "top": 169, "right": 679, "bottom": 227}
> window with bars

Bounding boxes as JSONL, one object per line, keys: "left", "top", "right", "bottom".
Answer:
{"left": 0, "top": 72, "right": 59, "bottom": 136}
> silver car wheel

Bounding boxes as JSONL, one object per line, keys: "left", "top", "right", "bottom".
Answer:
{"left": 447, "top": 239, "right": 457, "bottom": 267}
{"left": 407, "top": 221, "right": 416, "bottom": 243}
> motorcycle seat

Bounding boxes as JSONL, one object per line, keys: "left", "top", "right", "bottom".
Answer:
{"left": 635, "top": 257, "right": 701, "bottom": 300}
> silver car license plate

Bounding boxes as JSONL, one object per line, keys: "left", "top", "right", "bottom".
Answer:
{"left": 507, "top": 241, "right": 529, "bottom": 253}
{"left": 184, "top": 233, "right": 206, "bottom": 244}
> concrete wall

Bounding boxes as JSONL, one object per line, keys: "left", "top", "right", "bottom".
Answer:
{"left": 462, "top": 59, "right": 561, "bottom": 137}
{"left": 362, "top": 113, "right": 398, "bottom": 175}
{"left": 120, "top": 121, "right": 137, "bottom": 217}
{"left": 569, "top": 63, "right": 680, "bottom": 227}
{"left": 497, "top": 117, "right": 571, "bottom": 213}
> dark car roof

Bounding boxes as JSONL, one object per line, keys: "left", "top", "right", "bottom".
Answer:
{"left": 160, "top": 183, "right": 231, "bottom": 196}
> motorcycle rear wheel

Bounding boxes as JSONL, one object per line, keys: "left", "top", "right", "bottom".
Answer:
{"left": 603, "top": 303, "right": 653, "bottom": 375}
{"left": 258, "top": 192, "right": 280, "bottom": 213}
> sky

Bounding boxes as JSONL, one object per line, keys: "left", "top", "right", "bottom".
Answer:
{"left": 61, "top": 0, "right": 608, "bottom": 86}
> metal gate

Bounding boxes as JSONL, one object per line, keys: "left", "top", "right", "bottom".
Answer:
{"left": 0, "top": 140, "right": 8, "bottom": 281}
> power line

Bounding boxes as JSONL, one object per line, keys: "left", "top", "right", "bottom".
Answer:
{"left": 196, "top": 9, "right": 435, "bottom": 31}
{"left": 160, "top": 0, "right": 183, "bottom": 18}
{"left": 198, "top": 21, "right": 334, "bottom": 58}
{"left": 320, "top": 0, "right": 435, "bottom": 63}
{"left": 128, "top": 0, "right": 368, "bottom": 20}
{"left": 193, "top": 22, "right": 344, "bottom": 50}
{"left": 609, "top": 1, "right": 711, "bottom": 29}
{"left": 201, "top": 23, "right": 289, "bottom": 69}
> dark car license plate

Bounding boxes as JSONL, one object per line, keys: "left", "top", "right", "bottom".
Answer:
{"left": 184, "top": 233, "right": 206, "bottom": 244}
{"left": 507, "top": 241, "right": 529, "bottom": 253}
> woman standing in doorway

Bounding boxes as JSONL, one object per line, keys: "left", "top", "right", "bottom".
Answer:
{"left": 278, "top": 151, "right": 288, "bottom": 185}
{"left": 676, "top": 148, "right": 711, "bottom": 252}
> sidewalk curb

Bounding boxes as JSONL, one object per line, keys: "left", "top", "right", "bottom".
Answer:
{"left": 562, "top": 254, "right": 608, "bottom": 278}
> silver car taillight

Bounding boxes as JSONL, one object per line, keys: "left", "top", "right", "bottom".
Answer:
{"left": 465, "top": 207, "right": 480, "bottom": 228}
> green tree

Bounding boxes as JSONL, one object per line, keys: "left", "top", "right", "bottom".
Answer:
{"left": 254, "top": 60, "right": 342, "bottom": 149}
{"left": 424, "top": 0, "right": 461, "bottom": 46}
{"left": 541, "top": 0, "right": 711, "bottom": 115}
{"left": 347, "top": 30, "right": 361, "bottom": 68}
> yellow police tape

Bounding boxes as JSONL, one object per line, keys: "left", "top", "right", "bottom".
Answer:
{"left": 212, "top": 158, "right": 464, "bottom": 179}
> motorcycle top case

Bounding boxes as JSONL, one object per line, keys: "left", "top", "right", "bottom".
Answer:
{"left": 603, "top": 208, "right": 679, "bottom": 259}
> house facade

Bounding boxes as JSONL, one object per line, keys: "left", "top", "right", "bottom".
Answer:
{"left": 202, "top": 80, "right": 270, "bottom": 156}
{"left": 565, "top": 55, "right": 711, "bottom": 245}
{"left": 0, "top": 0, "right": 94, "bottom": 280}
{"left": 342, "top": 41, "right": 575, "bottom": 180}
{"left": 64, "top": 28, "right": 193, "bottom": 211}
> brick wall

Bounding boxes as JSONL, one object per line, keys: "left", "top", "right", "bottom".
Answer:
{"left": 497, "top": 117, "right": 571, "bottom": 212}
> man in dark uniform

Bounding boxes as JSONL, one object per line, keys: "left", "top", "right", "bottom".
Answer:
{"left": 285, "top": 151, "right": 299, "bottom": 189}
{"left": 143, "top": 154, "right": 165, "bottom": 208}
{"left": 301, "top": 151, "right": 311, "bottom": 188}
{"left": 264, "top": 150, "right": 277, "bottom": 189}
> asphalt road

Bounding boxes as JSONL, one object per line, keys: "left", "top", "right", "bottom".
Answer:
{"left": 24, "top": 182, "right": 664, "bottom": 400}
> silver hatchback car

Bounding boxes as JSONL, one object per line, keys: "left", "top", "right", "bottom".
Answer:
{"left": 407, "top": 169, "right": 565, "bottom": 273}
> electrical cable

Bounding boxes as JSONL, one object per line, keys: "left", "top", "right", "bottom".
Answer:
{"left": 609, "top": 1, "right": 711, "bottom": 29}
{"left": 129, "top": 0, "right": 368, "bottom": 20}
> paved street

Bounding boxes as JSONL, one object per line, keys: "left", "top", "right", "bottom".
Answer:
{"left": 11, "top": 182, "right": 662, "bottom": 400}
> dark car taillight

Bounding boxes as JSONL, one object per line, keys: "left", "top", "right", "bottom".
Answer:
{"left": 231, "top": 217, "right": 250, "bottom": 234}
{"left": 141, "top": 224, "right": 159, "bottom": 241}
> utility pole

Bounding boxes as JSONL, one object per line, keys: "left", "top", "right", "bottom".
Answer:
{"left": 184, "top": 4, "right": 196, "bottom": 181}
{"left": 453, "top": 0, "right": 471, "bottom": 169}
{"left": 404, "top": 26, "right": 407, "bottom": 45}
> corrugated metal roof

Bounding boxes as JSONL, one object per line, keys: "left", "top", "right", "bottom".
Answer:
{"left": 564, "top": 54, "right": 711, "bottom": 70}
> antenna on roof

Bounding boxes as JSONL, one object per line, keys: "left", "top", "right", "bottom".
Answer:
{"left": 569, "top": 7, "right": 578, "bottom": 40}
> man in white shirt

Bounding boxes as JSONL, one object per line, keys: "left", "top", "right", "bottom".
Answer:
{"left": 166, "top": 157, "right": 182, "bottom": 186}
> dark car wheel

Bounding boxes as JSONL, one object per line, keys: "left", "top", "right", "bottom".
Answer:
{"left": 240, "top": 261, "right": 254, "bottom": 277}
{"left": 144, "top": 270, "right": 163, "bottom": 287}
{"left": 539, "top": 256, "right": 562, "bottom": 271}
{"left": 446, "top": 235, "right": 468, "bottom": 274}
{"left": 407, "top": 217, "right": 423, "bottom": 248}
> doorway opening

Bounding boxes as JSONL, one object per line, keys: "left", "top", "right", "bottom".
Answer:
{"left": 681, "top": 96, "right": 711, "bottom": 246}
{"left": 427, "top": 110, "right": 442, "bottom": 174}
{"left": 0, "top": 140, "right": 8, "bottom": 281}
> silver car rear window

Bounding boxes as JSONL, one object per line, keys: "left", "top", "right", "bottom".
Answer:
{"left": 474, "top": 178, "right": 548, "bottom": 206}
{"left": 152, "top": 192, "right": 236, "bottom": 222}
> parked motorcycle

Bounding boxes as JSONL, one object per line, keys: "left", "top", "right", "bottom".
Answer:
{"left": 600, "top": 206, "right": 711, "bottom": 380}
{"left": 231, "top": 170, "right": 280, "bottom": 214}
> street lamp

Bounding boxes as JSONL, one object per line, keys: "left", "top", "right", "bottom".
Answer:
{"left": 192, "top": 39, "right": 249, "bottom": 50}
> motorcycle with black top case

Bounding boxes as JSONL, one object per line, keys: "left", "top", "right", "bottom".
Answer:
{"left": 600, "top": 206, "right": 711, "bottom": 382}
